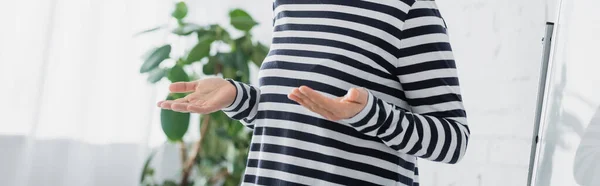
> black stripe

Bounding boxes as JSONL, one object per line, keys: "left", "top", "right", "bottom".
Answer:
{"left": 230, "top": 83, "right": 249, "bottom": 116}
{"left": 259, "top": 93, "right": 297, "bottom": 105}
{"left": 401, "top": 77, "right": 460, "bottom": 91}
{"left": 255, "top": 110, "right": 382, "bottom": 143}
{"left": 406, "top": 116, "right": 424, "bottom": 154}
{"left": 267, "top": 49, "right": 399, "bottom": 81}
{"left": 275, "top": 0, "right": 409, "bottom": 21}
{"left": 398, "top": 43, "right": 452, "bottom": 58}
{"left": 274, "top": 24, "right": 400, "bottom": 57}
{"left": 396, "top": 60, "right": 456, "bottom": 75}
{"left": 250, "top": 143, "right": 414, "bottom": 185}
{"left": 244, "top": 174, "right": 308, "bottom": 186}
{"left": 272, "top": 36, "right": 398, "bottom": 77}
{"left": 406, "top": 8, "right": 443, "bottom": 20}
{"left": 422, "top": 109, "right": 467, "bottom": 118}
{"left": 380, "top": 110, "right": 407, "bottom": 142}
{"left": 360, "top": 99, "right": 388, "bottom": 134}
{"left": 261, "top": 60, "right": 406, "bottom": 100}
{"left": 393, "top": 114, "right": 416, "bottom": 150}
{"left": 253, "top": 126, "right": 415, "bottom": 171}
{"left": 260, "top": 76, "right": 347, "bottom": 97}
{"left": 235, "top": 86, "right": 258, "bottom": 121}
{"left": 246, "top": 159, "right": 380, "bottom": 186}
{"left": 351, "top": 96, "right": 379, "bottom": 128}
{"left": 276, "top": 10, "right": 402, "bottom": 40}
{"left": 421, "top": 116, "right": 438, "bottom": 159}
{"left": 400, "top": 25, "right": 447, "bottom": 39}
{"left": 376, "top": 106, "right": 395, "bottom": 136}
{"left": 409, "top": 93, "right": 462, "bottom": 107}
{"left": 448, "top": 120, "right": 464, "bottom": 164}
{"left": 434, "top": 119, "right": 453, "bottom": 162}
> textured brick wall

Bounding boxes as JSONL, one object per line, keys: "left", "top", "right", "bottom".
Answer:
{"left": 418, "top": 1, "right": 546, "bottom": 185}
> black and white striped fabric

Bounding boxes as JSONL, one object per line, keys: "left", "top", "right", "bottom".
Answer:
{"left": 222, "top": 0, "right": 470, "bottom": 185}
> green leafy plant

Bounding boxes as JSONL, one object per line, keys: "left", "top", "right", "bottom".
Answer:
{"left": 137, "top": 2, "right": 268, "bottom": 186}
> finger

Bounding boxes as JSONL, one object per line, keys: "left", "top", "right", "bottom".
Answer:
{"left": 341, "top": 88, "right": 363, "bottom": 104}
{"left": 291, "top": 88, "right": 318, "bottom": 109}
{"left": 171, "top": 103, "right": 190, "bottom": 113}
{"left": 187, "top": 105, "right": 211, "bottom": 114}
{"left": 290, "top": 91, "right": 340, "bottom": 120}
{"left": 298, "top": 86, "right": 338, "bottom": 110}
{"left": 159, "top": 100, "right": 174, "bottom": 109}
{"left": 157, "top": 101, "right": 165, "bottom": 107}
{"left": 169, "top": 82, "right": 197, "bottom": 93}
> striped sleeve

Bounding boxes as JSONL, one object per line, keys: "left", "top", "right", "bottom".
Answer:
{"left": 341, "top": 1, "right": 469, "bottom": 164}
{"left": 222, "top": 79, "right": 261, "bottom": 129}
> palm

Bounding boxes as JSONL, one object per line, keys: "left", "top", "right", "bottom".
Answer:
{"left": 158, "top": 77, "right": 236, "bottom": 114}
{"left": 288, "top": 86, "right": 368, "bottom": 121}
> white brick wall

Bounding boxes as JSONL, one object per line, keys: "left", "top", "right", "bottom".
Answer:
{"left": 419, "top": 0, "right": 546, "bottom": 185}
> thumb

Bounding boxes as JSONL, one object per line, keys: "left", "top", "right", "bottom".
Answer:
{"left": 341, "top": 88, "right": 363, "bottom": 103}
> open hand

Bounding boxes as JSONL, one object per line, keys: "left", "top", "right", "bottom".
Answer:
{"left": 157, "top": 77, "right": 236, "bottom": 114}
{"left": 288, "top": 86, "right": 369, "bottom": 121}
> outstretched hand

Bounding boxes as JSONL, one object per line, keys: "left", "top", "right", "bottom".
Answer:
{"left": 288, "top": 86, "right": 369, "bottom": 121}
{"left": 157, "top": 77, "right": 237, "bottom": 114}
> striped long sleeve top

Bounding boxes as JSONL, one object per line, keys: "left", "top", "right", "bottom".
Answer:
{"left": 222, "top": 0, "right": 470, "bottom": 185}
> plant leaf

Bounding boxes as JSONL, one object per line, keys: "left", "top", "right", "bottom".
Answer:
{"left": 160, "top": 95, "right": 190, "bottom": 141}
{"left": 140, "top": 45, "right": 171, "bottom": 73}
{"left": 172, "top": 23, "right": 202, "bottom": 36}
{"left": 167, "top": 65, "right": 190, "bottom": 82}
{"left": 251, "top": 42, "right": 269, "bottom": 66}
{"left": 229, "top": 9, "right": 258, "bottom": 32}
{"left": 233, "top": 50, "right": 249, "bottom": 82}
{"left": 222, "top": 66, "right": 236, "bottom": 79}
{"left": 162, "top": 180, "right": 178, "bottom": 186}
{"left": 215, "top": 52, "right": 234, "bottom": 67}
{"left": 140, "top": 148, "right": 158, "bottom": 183}
{"left": 171, "top": 2, "right": 188, "bottom": 20}
{"left": 134, "top": 26, "right": 164, "bottom": 37}
{"left": 203, "top": 57, "right": 217, "bottom": 75}
{"left": 147, "top": 68, "right": 167, "bottom": 83}
{"left": 186, "top": 36, "right": 214, "bottom": 64}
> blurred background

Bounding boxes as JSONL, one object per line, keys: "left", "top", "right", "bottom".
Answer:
{"left": 0, "top": 0, "right": 598, "bottom": 186}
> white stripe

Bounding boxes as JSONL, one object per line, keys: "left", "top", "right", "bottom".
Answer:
{"left": 442, "top": 119, "right": 459, "bottom": 163}
{"left": 429, "top": 118, "right": 445, "bottom": 159}
{"left": 274, "top": 17, "right": 401, "bottom": 47}
{"left": 398, "top": 68, "right": 457, "bottom": 83}
{"left": 377, "top": 103, "right": 402, "bottom": 138}
{"left": 415, "top": 114, "right": 431, "bottom": 157}
{"left": 399, "top": 33, "right": 449, "bottom": 48}
{"left": 362, "top": 0, "right": 411, "bottom": 12}
{"left": 274, "top": 4, "right": 404, "bottom": 31}
{"left": 244, "top": 167, "right": 343, "bottom": 186}
{"left": 272, "top": 30, "right": 397, "bottom": 63}
{"left": 259, "top": 68, "right": 409, "bottom": 106}
{"left": 403, "top": 85, "right": 461, "bottom": 99}
{"left": 403, "top": 17, "right": 446, "bottom": 30}
{"left": 251, "top": 132, "right": 411, "bottom": 173}
{"left": 397, "top": 51, "right": 454, "bottom": 67}
{"left": 411, "top": 101, "right": 464, "bottom": 114}
{"left": 411, "top": 1, "right": 439, "bottom": 9}
{"left": 248, "top": 151, "right": 394, "bottom": 184}
{"left": 262, "top": 54, "right": 398, "bottom": 88}
{"left": 269, "top": 43, "right": 390, "bottom": 74}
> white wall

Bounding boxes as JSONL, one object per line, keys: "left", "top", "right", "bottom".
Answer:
{"left": 418, "top": 1, "right": 545, "bottom": 185}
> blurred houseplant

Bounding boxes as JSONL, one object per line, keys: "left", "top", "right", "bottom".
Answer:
{"left": 136, "top": 2, "right": 268, "bottom": 186}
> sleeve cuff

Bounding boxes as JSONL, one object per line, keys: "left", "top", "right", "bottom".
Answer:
{"left": 222, "top": 79, "right": 242, "bottom": 111}
{"left": 340, "top": 89, "right": 375, "bottom": 125}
